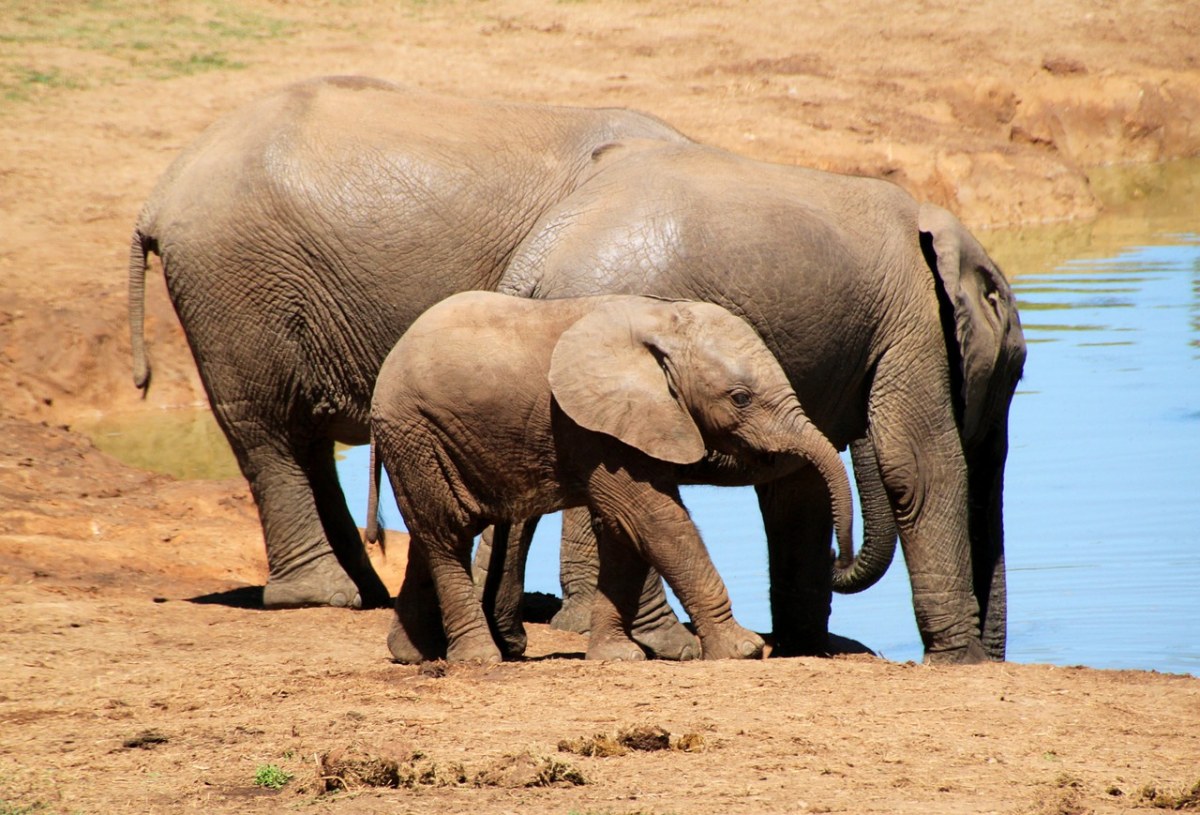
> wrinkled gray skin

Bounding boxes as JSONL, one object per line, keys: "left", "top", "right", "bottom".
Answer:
{"left": 129, "top": 76, "right": 1025, "bottom": 663}
{"left": 492, "top": 148, "right": 1026, "bottom": 663}
{"left": 129, "top": 76, "right": 689, "bottom": 610}
{"left": 367, "top": 292, "right": 855, "bottom": 663}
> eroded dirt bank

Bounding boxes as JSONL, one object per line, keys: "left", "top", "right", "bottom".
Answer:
{"left": 2, "top": 1, "right": 1198, "bottom": 812}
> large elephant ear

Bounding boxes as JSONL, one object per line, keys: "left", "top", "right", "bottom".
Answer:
{"left": 918, "top": 202, "right": 1022, "bottom": 442}
{"left": 549, "top": 300, "right": 706, "bottom": 465}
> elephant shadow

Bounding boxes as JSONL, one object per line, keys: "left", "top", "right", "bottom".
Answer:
{"left": 182, "top": 585, "right": 877, "bottom": 660}
{"left": 186, "top": 584, "right": 264, "bottom": 609}
{"left": 181, "top": 586, "right": 563, "bottom": 618}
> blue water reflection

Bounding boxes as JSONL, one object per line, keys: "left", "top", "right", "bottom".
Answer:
{"left": 342, "top": 220, "right": 1200, "bottom": 676}
{"left": 1004, "top": 235, "right": 1200, "bottom": 675}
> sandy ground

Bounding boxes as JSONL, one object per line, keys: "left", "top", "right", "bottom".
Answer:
{"left": 2, "top": 1, "right": 1199, "bottom": 812}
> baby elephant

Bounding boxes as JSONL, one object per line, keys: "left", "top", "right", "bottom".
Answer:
{"left": 368, "top": 291, "right": 854, "bottom": 664}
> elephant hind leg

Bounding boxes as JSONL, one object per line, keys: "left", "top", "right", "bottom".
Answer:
{"left": 222, "top": 421, "right": 366, "bottom": 610}
{"left": 475, "top": 519, "right": 540, "bottom": 660}
{"left": 549, "top": 507, "right": 601, "bottom": 634}
{"left": 388, "top": 541, "right": 448, "bottom": 663}
{"left": 307, "top": 436, "right": 391, "bottom": 608}
{"left": 586, "top": 525, "right": 651, "bottom": 662}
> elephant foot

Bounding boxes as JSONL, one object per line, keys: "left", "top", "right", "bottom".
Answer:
{"left": 446, "top": 629, "right": 503, "bottom": 664}
{"left": 353, "top": 570, "right": 393, "bottom": 610}
{"left": 586, "top": 633, "right": 647, "bottom": 662}
{"left": 387, "top": 608, "right": 447, "bottom": 664}
{"left": 632, "top": 619, "right": 700, "bottom": 661}
{"left": 493, "top": 624, "right": 528, "bottom": 661}
{"left": 698, "top": 623, "right": 766, "bottom": 660}
{"left": 263, "top": 554, "right": 362, "bottom": 609}
{"left": 549, "top": 594, "right": 593, "bottom": 633}
{"left": 924, "top": 638, "right": 989, "bottom": 665}
{"left": 770, "top": 628, "right": 831, "bottom": 658}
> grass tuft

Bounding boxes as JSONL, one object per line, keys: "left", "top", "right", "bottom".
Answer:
{"left": 253, "top": 764, "right": 293, "bottom": 790}
{"left": 0, "top": 0, "right": 293, "bottom": 107}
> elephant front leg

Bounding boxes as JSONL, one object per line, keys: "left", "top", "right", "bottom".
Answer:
{"left": 308, "top": 437, "right": 391, "bottom": 608}
{"left": 756, "top": 468, "right": 836, "bottom": 656}
{"left": 868, "top": 368, "right": 985, "bottom": 663}
{"left": 969, "top": 424, "right": 1012, "bottom": 662}
{"left": 590, "top": 480, "right": 762, "bottom": 661}
{"left": 556, "top": 507, "right": 699, "bottom": 660}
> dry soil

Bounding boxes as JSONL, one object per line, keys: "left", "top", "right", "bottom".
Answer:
{"left": 2, "top": 2, "right": 1199, "bottom": 813}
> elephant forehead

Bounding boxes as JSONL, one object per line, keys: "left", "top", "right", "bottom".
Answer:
{"left": 685, "top": 325, "right": 766, "bottom": 384}
{"left": 683, "top": 303, "right": 768, "bottom": 354}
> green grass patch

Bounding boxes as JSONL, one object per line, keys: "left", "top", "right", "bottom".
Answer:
{"left": 0, "top": 0, "right": 293, "bottom": 105}
{"left": 0, "top": 804, "right": 47, "bottom": 815}
{"left": 253, "top": 763, "right": 293, "bottom": 790}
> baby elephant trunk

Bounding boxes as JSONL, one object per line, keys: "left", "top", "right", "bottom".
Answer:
{"left": 776, "top": 412, "right": 856, "bottom": 572}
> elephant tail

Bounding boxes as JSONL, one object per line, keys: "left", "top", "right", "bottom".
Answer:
{"left": 128, "top": 227, "right": 154, "bottom": 393}
{"left": 364, "top": 434, "right": 385, "bottom": 550}
{"left": 832, "top": 438, "right": 898, "bottom": 594}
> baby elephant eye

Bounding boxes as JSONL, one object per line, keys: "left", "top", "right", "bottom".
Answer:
{"left": 730, "top": 389, "right": 752, "bottom": 408}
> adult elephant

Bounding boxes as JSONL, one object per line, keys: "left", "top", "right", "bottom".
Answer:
{"left": 484, "top": 144, "right": 1025, "bottom": 663}
{"left": 129, "top": 76, "right": 690, "bottom": 610}
{"left": 130, "top": 76, "right": 1024, "bottom": 662}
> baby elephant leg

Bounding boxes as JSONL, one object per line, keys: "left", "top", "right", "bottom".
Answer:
{"left": 557, "top": 508, "right": 699, "bottom": 661}
{"left": 387, "top": 543, "right": 448, "bottom": 663}
{"left": 427, "top": 529, "right": 504, "bottom": 664}
{"left": 593, "top": 480, "right": 764, "bottom": 661}
{"left": 586, "top": 525, "right": 652, "bottom": 662}
{"left": 390, "top": 527, "right": 502, "bottom": 665}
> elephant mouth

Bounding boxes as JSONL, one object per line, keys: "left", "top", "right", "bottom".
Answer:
{"left": 679, "top": 449, "right": 793, "bottom": 487}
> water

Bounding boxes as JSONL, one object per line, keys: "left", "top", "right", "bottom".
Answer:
{"left": 93, "top": 160, "right": 1200, "bottom": 674}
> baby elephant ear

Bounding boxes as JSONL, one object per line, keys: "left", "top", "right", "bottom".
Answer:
{"left": 549, "top": 300, "right": 706, "bottom": 465}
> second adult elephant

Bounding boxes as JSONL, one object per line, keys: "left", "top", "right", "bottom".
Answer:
{"left": 485, "top": 145, "right": 1026, "bottom": 663}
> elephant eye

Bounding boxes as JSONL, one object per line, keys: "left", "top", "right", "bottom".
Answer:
{"left": 730, "top": 389, "right": 752, "bottom": 408}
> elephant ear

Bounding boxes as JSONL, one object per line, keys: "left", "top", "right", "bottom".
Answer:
{"left": 919, "top": 202, "right": 1022, "bottom": 443}
{"left": 549, "top": 300, "right": 706, "bottom": 465}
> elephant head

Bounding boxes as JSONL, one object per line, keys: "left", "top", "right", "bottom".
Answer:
{"left": 548, "top": 298, "right": 856, "bottom": 572}
{"left": 832, "top": 204, "right": 1026, "bottom": 659}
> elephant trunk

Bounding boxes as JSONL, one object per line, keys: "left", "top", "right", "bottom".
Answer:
{"left": 779, "top": 410, "right": 855, "bottom": 571}
{"left": 831, "top": 437, "right": 898, "bottom": 594}
{"left": 128, "top": 228, "right": 152, "bottom": 392}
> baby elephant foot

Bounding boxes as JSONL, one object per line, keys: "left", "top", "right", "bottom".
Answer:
{"left": 387, "top": 612, "right": 447, "bottom": 664}
{"left": 263, "top": 554, "right": 362, "bottom": 609}
{"left": 586, "top": 631, "right": 647, "bottom": 662}
{"left": 632, "top": 620, "right": 700, "bottom": 661}
{"left": 446, "top": 629, "right": 503, "bottom": 664}
{"left": 699, "top": 624, "right": 766, "bottom": 660}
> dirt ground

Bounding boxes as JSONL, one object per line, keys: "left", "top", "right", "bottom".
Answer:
{"left": 2, "top": 1, "right": 1199, "bottom": 812}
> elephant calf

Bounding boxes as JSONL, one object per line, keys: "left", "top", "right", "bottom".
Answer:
{"left": 367, "top": 292, "right": 855, "bottom": 663}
